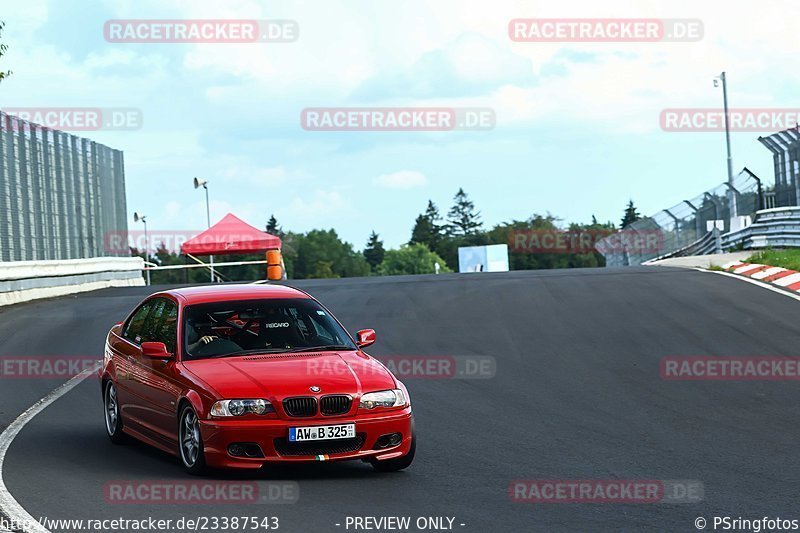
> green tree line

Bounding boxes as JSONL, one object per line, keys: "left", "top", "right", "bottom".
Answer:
{"left": 136, "top": 190, "right": 640, "bottom": 283}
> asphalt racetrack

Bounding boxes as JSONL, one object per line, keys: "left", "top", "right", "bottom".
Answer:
{"left": 2, "top": 267, "right": 800, "bottom": 532}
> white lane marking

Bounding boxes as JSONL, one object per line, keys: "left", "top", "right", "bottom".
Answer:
{"left": 0, "top": 368, "right": 96, "bottom": 533}
{"left": 705, "top": 270, "right": 800, "bottom": 303}
{"left": 751, "top": 266, "right": 787, "bottom": 280}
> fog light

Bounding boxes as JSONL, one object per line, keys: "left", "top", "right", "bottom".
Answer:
{"left": 228, "top": 443, "right": 264, "bottom": 458}
{"left": 243, "top": 444, "right": 264, "bottom": 458}
{"left": 375, "top": 433, "right": 403, "bottom": 449}
{"left": 228, "top": 444, "right": 245, "bottom": 457}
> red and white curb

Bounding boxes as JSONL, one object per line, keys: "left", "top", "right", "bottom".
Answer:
{"left": 721, "top": 260, "right": 800, "bottom": 292}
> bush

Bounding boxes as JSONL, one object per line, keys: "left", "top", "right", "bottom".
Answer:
{"left": 378, "top": 243, "right": 451, "bottom": 276}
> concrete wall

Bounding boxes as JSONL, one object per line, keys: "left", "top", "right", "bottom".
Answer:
{"left": 0, "top": 257, "right": 144, "bottom": 306}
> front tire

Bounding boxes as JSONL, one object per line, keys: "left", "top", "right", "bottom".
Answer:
{"left": 103, "top": 381, "right": 127, "bottom": 444}
{"left": 370, "top": 432, "right": 415, "bottom": 472}
{"left": 179, "top": 405, "right": 207, "bottom": 475}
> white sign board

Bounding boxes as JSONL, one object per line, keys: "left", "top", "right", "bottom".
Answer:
{"left": 458, "top": 244, "right": 510, "bottom": 273}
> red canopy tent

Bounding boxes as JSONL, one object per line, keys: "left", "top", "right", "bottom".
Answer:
{"left": 181, "top": 213, "right": 281, "bottom": 255}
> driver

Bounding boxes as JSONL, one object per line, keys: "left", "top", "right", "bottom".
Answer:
{"left": 186, "top": 322, "right": 218, "bottom": 353}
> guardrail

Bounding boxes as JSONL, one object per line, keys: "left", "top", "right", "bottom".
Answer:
{"left": 721, "top": 206, "right": 800, "bottom": 250}
{"left": 642, "top": 231, "right": 718, "bottom": 265}
{"left": 0, "top": 257, "right": 144, "bottom": 306}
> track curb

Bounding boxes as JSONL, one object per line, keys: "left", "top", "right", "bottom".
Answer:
{"left": 720, "top": 260, "right": 800, "bottom": 292}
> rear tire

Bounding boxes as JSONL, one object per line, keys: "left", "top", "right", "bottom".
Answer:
{"left": 370, "top": 432, "right": 415, "bottom": 472}
{"left": 104, "top": 381, "right": 127, "bottom": 444}
{"left": 179, "top": 405, "right": 207, "bottom": 475}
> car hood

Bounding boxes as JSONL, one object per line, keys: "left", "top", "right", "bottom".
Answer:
{"left": 182, "top": 351, "right": 396, "bottom": 399}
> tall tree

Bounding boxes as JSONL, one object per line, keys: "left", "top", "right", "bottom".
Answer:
{"left": 266, "top": 214, "right": 282, "bottom": 236}
{"left": 446, "top": 188, "right": 482, "bottom": 236}
{"left": 620, "top": 200, "right": 641, "bottom": 229}
{"left": 363, "top": 230, "right": 385, "bottom": 272}
{"left": 294, "top": 229, "right": 370, "bottom": 279}
{"left": 0, "top": 21, "right": 11, "bottom": 84}
{"left": 410, "top": 200, "right": 443, "bottom": 249}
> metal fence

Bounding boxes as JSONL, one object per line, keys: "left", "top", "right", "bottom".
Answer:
{"left": 598, "top": 169, "right": 763, "bottom": 266}
{"left": 759, "top": 128, "right": 800, "bottom": 207}
{"left": 0, "top": 111, "right": 128, "bottom": 261}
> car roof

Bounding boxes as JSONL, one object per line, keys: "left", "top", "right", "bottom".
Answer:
{"left": 158, "top": 284, "right": 312, "bottom": 306}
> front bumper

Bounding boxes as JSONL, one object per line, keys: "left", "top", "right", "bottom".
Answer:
{"left": 199, "top": 407, "right": 413, "bottom": 469}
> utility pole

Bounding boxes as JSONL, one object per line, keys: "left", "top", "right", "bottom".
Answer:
{"left": 716, "top": 71, "right": 737, "bottom": 217}
{"left": 193, "top": 177, "right": 215, "bottom": 282}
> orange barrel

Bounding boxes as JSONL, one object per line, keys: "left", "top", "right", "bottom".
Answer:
{"left": 266, "top": 249, "right": 283, "bottom": 280}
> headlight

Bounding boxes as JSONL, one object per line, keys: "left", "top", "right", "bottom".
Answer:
{"left": 359, "top": 389, "right": 407, "bottom": 410}
{"left": 210, "top": 399, "right": 274, "bottom": 417}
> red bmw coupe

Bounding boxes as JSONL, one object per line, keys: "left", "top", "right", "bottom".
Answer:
{"left": 99, "top": 284, "right": 415, "bottom": 475}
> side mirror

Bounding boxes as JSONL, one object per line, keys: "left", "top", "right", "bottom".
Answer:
{"left": 356, "top": 329, "right": 376, "bottom": 348}
{"left": 141, "top": 341, "right": 172, "bottom": 359}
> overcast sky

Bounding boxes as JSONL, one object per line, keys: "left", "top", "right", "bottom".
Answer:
{"left": 2, "top": 0, "right": 796, "bottom": 248}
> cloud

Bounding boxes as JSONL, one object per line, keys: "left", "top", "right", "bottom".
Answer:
{"left": 274, "top": 190, "right": 352, "bottom": 230}
{"left": 220, "top": 165, "right": 309, "bottom": 188}
{"left": 351, "top": 32, "right": 536, "bottom": 101}
{"left": 374, "top": 170, "right": 428, "bottom": 189}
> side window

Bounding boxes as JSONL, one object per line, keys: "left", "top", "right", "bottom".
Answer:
{"left": 157, "top": 300, "right": 178, "bottom": 353}
{"left": 140, "top": 299, "right": 167, "bottom": 343}
{"left": 123, "top": 301, "right": 154, "bottom": 344}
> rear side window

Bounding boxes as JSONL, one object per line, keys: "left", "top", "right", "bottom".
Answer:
{"left": 157, "top": 300, "right": 178, "bottom": 353}
{"left": 140, "top": 299, "right": 167, "bottom": 344}
{"left": 123, "top": 301, "right": 154, "bottom": 343}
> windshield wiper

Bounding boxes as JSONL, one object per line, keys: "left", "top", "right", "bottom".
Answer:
{"left": 205, "top": 345, "right": 356, "bottom": 359}
{"left": 304, "top": 345, "right": 356, "bottom": 352}
{"left": 209, "top": 348, "right": 296, "bottom": 358}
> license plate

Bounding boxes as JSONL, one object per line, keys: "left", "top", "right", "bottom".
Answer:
{"left": 289, "top": 423, "right": 355, "bottom": 442}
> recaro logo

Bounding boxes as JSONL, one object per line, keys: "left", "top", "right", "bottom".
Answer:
{"left": 264, "top": 322, "right": 290, "bottom": 328}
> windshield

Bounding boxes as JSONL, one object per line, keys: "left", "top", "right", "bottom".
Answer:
{"left": 182, "top": 298, "right": 357, "bottom": 360}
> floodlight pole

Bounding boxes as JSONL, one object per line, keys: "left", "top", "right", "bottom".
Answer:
{"left": 134, "top": 213, "right": 150, "bottom": 286}
{"left": 204, "top": 184, "right": 214, "bottom": 283}
{"left": 718, "top": 71, "right": 737, "bottom": 217}
{"left": 194, "top": 178, "right": 215, "bottom": 283}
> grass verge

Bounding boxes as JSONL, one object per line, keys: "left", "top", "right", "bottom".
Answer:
{"left": 746, "top": 249, "right": 800, "bottom": 271}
